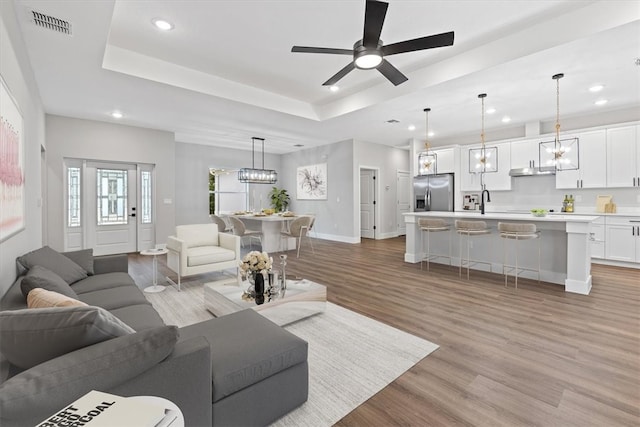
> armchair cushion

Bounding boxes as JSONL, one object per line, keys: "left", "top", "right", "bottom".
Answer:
{"left": 188, "top": 246, "right": 237, "bottom": 267}
{"left": 176, "top": 224, "right": 219, "bottom": 248}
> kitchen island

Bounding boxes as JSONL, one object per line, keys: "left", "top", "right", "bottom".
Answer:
{"left": 404, "top": 212, "right": 599, "bottom": 295}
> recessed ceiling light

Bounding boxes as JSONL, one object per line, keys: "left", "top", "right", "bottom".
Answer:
{"left": 152, "top": 18, "right": 174, "bottom": 31}
{"left": 486, "top": 107, "right": 496, "bottom": 114}
{"left": 293, "top": 144, "right": 304, "bottom": 147}
{"left": 329, "top": 85, "right": 339, "bottom": 92}
{"left": 594, "top": 99, "right": 608, "bottom": 106}
{"left": 501, "top": 116, "right": 511, "bottom": 123}
{"left": 408, "top": 125, "right": 416, "bottom": 131}
{"left": 428, "top": 131, "right": 434, "bottom": 137}
{"left": 111, "top": 111, "right": 123, "bottom": 119}
{"left": 589, "top": 84, "right": 604, "bottom": 93}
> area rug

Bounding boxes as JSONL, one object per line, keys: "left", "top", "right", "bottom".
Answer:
{"left": 145, "top": 282, "right": 439, "bottom": 426}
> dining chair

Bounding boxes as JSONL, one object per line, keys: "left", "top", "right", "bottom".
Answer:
{"left": 229, "top": 216, "right": 263, "bottom": 250}
{"left": 210, "top": 214, "right": 231, "bottom": 232}
{"left": 280, "top": 216, "right": 313, "bottom": 258}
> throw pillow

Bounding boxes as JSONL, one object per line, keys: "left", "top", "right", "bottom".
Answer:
{"left": 0, "top": 326, "right": 179, "bottom": 424}
{"left": 27, "top": 288, "right": 87, "bottom": 308}
{"left": 0, "top": 305, "right": 135, "bottom": 369}
{"left": 61, "top": 249, "right": 95, "bottom": 275}
{"left": 17, "top": 246, "right": 88, "bottom": 284}
{"left": 20, "top": 265, "right": 79, "bottom": 300}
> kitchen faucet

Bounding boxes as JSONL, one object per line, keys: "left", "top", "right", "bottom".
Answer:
{"left": 480, "top": 189, "right": 491, "bottom": 215}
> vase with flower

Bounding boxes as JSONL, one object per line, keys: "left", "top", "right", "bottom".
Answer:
{"left": 239, "top": 251, "right": 273, "bottom": 305}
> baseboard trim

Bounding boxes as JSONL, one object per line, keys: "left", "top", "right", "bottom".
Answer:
{"left": 313, "top": 233, "right": 360, "bottom": 244}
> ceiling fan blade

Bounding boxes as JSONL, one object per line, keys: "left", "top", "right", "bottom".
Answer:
{"left": 377, "top": 59, "right": 408, "bottom": 86}
{"left": 292, "top": 46, "right": 353, "bottom": 55}
{"left": 382, "top": 31, "right": 455, "bottom": 56}
{"left": 362, "top": 0, "right": 388, "bottom": 48}
{"left": 322, "top": 62, "right": 356, "bottom": 86}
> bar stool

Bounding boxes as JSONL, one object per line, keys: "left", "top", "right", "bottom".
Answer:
{"left": 498, "top": 222, "right": 541, "bottom": 288}
{"left": 455, "top": 220, "right": 492, "bottom": 279}
{"left": 418, "top": 218, "right": 452, "bottom": 271}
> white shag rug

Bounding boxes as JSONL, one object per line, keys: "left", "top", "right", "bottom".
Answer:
{"left": 145, "top": 282, "right": 439, "bottom": 426}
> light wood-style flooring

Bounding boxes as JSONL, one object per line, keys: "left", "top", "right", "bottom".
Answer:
{"left": 129, "top": 236, "right": 640, "bottom": 426}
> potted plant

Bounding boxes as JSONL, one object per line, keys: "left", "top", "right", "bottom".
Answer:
{"left": 269, "top": 187, "right": 290, "bottom": 212}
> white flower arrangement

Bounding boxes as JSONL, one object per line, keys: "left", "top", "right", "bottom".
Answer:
{"left": 239, "top": 251, "right": 273, "bottom": 278}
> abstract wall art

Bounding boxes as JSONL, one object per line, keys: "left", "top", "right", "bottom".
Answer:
{"left": 297, "top": 163, "right": 327, "bottom": 200}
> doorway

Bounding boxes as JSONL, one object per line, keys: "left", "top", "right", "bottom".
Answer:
{"left": 359, "top": 167, "right": 378, "bottom": 239}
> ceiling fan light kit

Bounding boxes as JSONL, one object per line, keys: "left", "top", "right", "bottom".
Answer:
{"left": 238, "top": 137, "right": 278, "bottom": 184}
{"left": 291, "top": 0, "right": 454, "bottom": 86}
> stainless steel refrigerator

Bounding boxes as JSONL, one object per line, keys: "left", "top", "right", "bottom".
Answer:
{"left": 413, "top": 173, "right": 455, "bottom": 212}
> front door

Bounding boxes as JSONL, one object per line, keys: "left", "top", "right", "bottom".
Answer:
{"left": 360, "top": 169, "right": 376, "bottom": 239}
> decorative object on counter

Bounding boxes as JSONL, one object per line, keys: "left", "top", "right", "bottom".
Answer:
{"left": 238, "top": 137, "right": 278, "bottom": 184}
{"left": 530, "top": 209, "right": 548, "bottom": 217}
{"left": 565, "top": 194, "right": 574, "bottom": 213}
{"left": 469, "top": 93, "right": 498, "bottom": 181}
{"left": 596, "top": 195, "right": 613, "bottom": 213}
{"left": 539, "top": 73, "right": 579, "bottom": 171}
{"left": 463, "top": 194, "right": 479, "bottom": 210}
{"left": 417, "top": 108, "right": 437, "bottom": 175}
{"left": 269, "top": 186, "right": 290, "bottom": 212}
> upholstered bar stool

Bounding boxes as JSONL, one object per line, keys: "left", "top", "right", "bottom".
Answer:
{"left": 498, "top": 222, "right": 541, "bottom": 288}
{"left": 455, "top": 220, "right": 492, "bottom": 279}
{"left": 418, "top": 218, "right": 452, "bottom": 271}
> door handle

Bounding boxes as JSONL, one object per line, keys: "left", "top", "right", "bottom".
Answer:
{"left": 129, "top": 213, "right": 136, "bottom": 217}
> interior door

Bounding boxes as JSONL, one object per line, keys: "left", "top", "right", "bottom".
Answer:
{"left": 85, "top": 162, "right": 137, "bottom": 255}
{"left": 396, "top": 171, "right": 410, "bottom": 235}
{"left": 360, "top": 169, "right": 376, "bottom": 239}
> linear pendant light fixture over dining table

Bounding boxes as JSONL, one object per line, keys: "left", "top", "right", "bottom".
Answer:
{"left": 238, "top": 137, "right": 278, "bottom": 184}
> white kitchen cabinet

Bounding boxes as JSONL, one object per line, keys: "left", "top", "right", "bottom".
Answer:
{"left": 460, "top": 142, "right": 511, "bottom": 191}
{"left": 605, "top": 216, "right": 640, "bottom": 263}
{"left": 510, "top": 139, "right": 540, "bottom": 169}
{"left": 590, "top": 217, "right": 605, "bottom": 259}
{"left": 555, "top": 130, "right": 607, "bottom": 189}
{"left": 606, "top": 126, "right": 639, "bottom": 188}
{"left": 434, "top": 148, "right": 455, "bottom": 173}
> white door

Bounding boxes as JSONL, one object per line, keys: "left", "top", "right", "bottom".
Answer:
{"left": 360, "top": 169, "right": 376, "bottom": 239}
{"left": 397, "top": 171, "right": 410, "bottom": 236}
{"left": 86, "top": 162, "right": 138, "bottom": 255}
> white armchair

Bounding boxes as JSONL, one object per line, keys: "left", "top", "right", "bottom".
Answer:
{"left": 166, "top": 223, "right": 241, "bottom": 291}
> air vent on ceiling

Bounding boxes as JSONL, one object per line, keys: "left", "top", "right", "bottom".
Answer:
{"left": 31, "top": 10, "right": 72, "bottom": 35}
{"left": 386, "top": 119, "right": 400, "bottom": 124}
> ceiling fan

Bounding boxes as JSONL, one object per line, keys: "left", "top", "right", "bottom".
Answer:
{"left": 291, "top": 0, "right": 455, "bottom": 86}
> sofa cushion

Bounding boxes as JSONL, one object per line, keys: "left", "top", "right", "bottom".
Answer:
{"left": 0, "top": 326, "right": 179, "bottom": 424}
{"left": 178, "top": 309, "right": 308, "bottom": 402}
{"left": 71, "top": 272, "right": 135, "bottom": 294}
{"left": 77, "top": 286, "right": 150, "bottom": 311}
{"left": 27, "top": 288, "right": 87, "bottom": 309}
{"left": 0, "top": 305, "right": 135, "bottom": 369}
{"left": 20, "top": 265, "right": 79, "bottom": 300}
{"left": 17, "top": 246, "right": 88, "bottom": 284}
{"left": 177, "top": 223, "right": 218, "bottom": 248}
{"left": 62, "top": 249, "right": 95, "bottom": 275}
{"left": 187, "top": 246, "right": 236, "bottom": 267}
{"left": 109, "top": 304, "right": 166, "bottom": 331}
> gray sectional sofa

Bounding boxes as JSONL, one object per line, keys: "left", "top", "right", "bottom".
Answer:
{"left": 0, "top": 247, "right": 308, "bottom": 426}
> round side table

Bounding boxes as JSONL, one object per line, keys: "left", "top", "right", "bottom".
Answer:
{"left": 141, "top": 248, "right": 169, "bottom": 293}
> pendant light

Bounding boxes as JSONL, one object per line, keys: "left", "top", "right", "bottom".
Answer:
{"left": 238, "top": 137, "right": 278, "bottom": 184}
{"left": 469, "top": 93, "right": 498, "bottom": 175}
{"left": 539, "top": 73, "right": 579, "bottom": 171}
{"left": 417, "top": 108, "right": 437, "bottom": 175}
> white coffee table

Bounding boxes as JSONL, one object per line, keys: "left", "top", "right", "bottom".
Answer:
{"left": 204, "top": 278, "right": 326, "bottom": 326}
{"left": 141, "top": 248, "right": 169, "bottom": 293}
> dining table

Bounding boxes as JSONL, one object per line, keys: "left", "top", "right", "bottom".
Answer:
{"left": 229, "top": 213, "right": 298, "bottom": 253}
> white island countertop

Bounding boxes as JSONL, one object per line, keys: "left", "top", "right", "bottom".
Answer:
{"left": 404, "top": 211, "right": 599, "bottom": 223}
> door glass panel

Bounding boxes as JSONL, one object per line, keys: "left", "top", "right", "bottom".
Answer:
{"left": 67, "top": 167, "right": 81, "bottom": 227}
{"left": 97, "top": 169, "right": 127, "bottom": 225}
{"left": 141, "top": 170, "right": 152, "bottom": 224}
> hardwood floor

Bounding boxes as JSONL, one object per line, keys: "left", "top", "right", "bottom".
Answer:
{"left": 129, "top": 237, "right": 640, "bottom": 426}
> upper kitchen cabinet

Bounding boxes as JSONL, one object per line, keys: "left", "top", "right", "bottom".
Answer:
{"left": 510, "top": 139, "right": 539, "bottom": 169}
{"left": 460, "top": 142, "right": 511, "bottom": 191}
{"left": 606, "top": 125, "right": 639, "bottom": 188}
{"left": 555, "top": 130, "right": 607, "bottom": 189}
{"left": 434, "top": 148, "right": 455, "bottom": 173}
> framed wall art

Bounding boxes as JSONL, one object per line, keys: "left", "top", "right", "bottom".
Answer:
{"left": 297, "top": 163, "right": 327, "bottom": 200}
{"left": 0, "top": 75, "right": 25, "bottom": 242}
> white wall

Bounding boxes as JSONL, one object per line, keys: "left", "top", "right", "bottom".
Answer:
{"left": 45, "top": 115, "right": 176, "bottom": 249}
{"left": 0, "top": 2, "right": 45, "bottom": 294}
{"left": 174, "top": 141, "right": 280, "bottom": 225}
{"left": 354, "top": 140, "right": 410, "bottom": 238}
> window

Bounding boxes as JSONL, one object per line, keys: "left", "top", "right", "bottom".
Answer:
{"left": 97, "top": 169, "right": 127, "bottom": 225}
{"left": 209, "top": 169, "right": 247, "bottom": 214}
{"left": 141, "top": 170, "right": 152, "bottom": 224}
{"left": 67, "top": 167, "right": 81, "bottom": 227}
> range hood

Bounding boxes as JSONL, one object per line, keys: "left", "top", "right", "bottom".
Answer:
{"left": 509, "top": 166, "right": 556, "bottom": 177}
